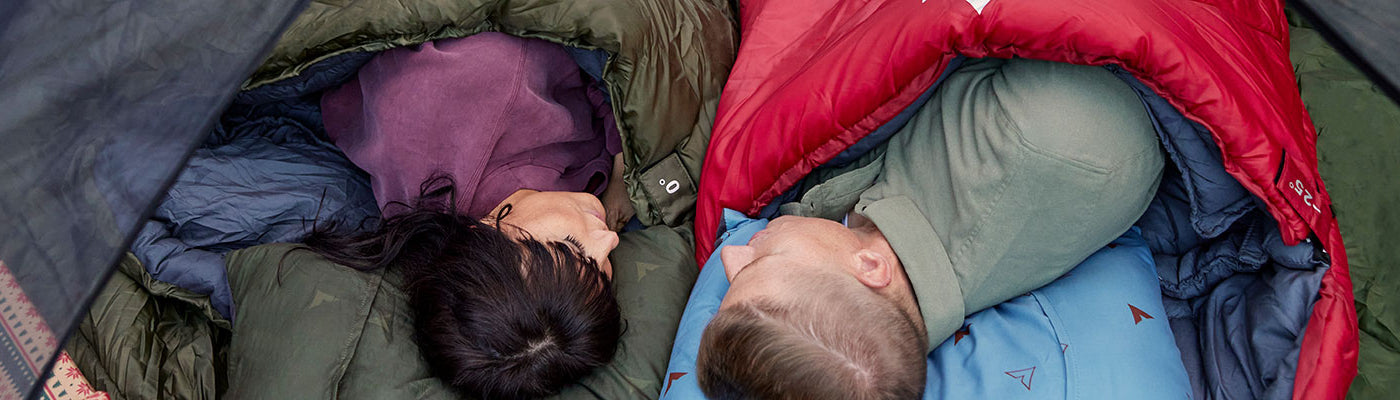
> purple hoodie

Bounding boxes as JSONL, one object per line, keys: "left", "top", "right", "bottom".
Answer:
{"left": 321, "top": 33, "right": 621, "bottom": 219}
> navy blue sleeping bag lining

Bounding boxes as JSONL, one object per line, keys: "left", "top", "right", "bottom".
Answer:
{"left": 1107, "top": 66, "right": 1330, "bottom": 400}
{"left": 780, "top": 60, "right": 1330, "bottom": 400}
{"left": 131, "top": 46, "right": 614, "bottom": 320}
{"left": 132, "top": 51, "right": 378, "bottom": 320}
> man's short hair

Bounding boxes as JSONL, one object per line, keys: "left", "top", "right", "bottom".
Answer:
{"left": 696, "top": 276, "right": 926, "bottom": 400}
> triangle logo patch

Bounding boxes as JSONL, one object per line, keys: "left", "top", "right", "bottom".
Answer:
{"left": 1005, "top": 366, "right": 1035, "bottom": 390}
{"left": 954, "top": 324, "right": 971, "bottom": 345}
{"left": 1129, "top": 304, "right": 1154, "bottom": 325}
{"left": 663, "top": 372, "right": 687, "bottom": 396}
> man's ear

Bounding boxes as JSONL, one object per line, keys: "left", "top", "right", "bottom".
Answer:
{"left": 852, "top": 249, "right": 893, "bottom": 289}
{"left": 720, "top": 245, "right": 757, "bottom": 282}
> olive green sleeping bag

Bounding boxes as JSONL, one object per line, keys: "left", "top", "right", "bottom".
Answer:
{"left": 68, "top": 0, "right": 733, "bottom": 397}
{"left": 70, "top": 224, "right": 699, "bottom": 399}
{"left": 250, "top": 0, "right": 737, "bottom": 227}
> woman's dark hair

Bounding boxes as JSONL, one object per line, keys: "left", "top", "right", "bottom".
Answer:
{"left": 300, "top": 175, "right": 621, "bottom": 398}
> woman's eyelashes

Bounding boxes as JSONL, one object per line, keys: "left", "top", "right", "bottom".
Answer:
{"left": 562, "top": 235, "right": 587, "bottom": 254}
{"left": 561, "top": 235, "right": 609, "bottom": 275}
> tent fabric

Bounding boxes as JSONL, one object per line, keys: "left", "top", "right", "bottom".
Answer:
{"left": 1290, "top": 14, "right": 1400, "bottom": 399}
{"left": 1288, "top": 0, "right": 1400, "bottom": 103}
{"left": 0, "top": 0, "right": 310, "bottom": 398}
{"left": 692, "top": 0, "right": 1357, "bottom": 398}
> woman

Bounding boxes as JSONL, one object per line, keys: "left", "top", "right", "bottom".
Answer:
{"left": 304, "top": 33, "right": 631, "bottom": 398}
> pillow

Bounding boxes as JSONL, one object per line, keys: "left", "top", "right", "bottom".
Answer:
{"left": 660, "top": 210, "right": 765, "bottom": 398}
{"left": 661, "top": 211, "right": 1191, "bottom": 399}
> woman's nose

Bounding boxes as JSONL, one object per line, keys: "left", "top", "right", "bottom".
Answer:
{"left": 593, "top": 229, "right": 620, "bottom": 252}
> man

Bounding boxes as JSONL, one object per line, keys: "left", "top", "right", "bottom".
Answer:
{"left": 696, "top": 57, "right": 1165, "bottom": 399}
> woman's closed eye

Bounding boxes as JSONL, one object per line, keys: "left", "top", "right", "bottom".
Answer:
{"left": 562, "top": 235, "right": 609, "bottom": 275}
{"left": 562, "top": 235, "right": 587, "bottom": 255}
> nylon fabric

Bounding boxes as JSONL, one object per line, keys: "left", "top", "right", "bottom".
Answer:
{"left": 0, "top": 0, "right": 310, "bottom": 397}
{"left": 693, "top": 0, "right": 1357, "bottom": 397}
{"left": 65, "top": 254, "right": 228, "bottom": 400}
{"left": 132, "top": 90, "right": 378, "bottom": 320}
{"left": 247, "top": 0, "right": 737, "bottom": 226}
{"left": 70, "top": 224, "right": 699, "bottom": 399}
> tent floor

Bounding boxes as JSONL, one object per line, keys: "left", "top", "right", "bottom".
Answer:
{"left": 1292, "top": 13, "right": 1400, "bottom": 400}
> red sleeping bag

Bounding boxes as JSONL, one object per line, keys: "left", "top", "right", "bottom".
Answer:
{"left": 692, "top": 0, "right": 1357, "bottom": 398}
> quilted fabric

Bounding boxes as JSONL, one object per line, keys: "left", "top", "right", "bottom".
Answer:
{"left": 693, "top": 0, "right": 1356, "bottom": 398}
{"left": 248, "top": 0, "right": 738, "bottom": 226}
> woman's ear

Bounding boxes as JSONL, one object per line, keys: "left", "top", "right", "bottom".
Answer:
{"left": 852, "top": 249, "right": 893, "bottom": 289}
{"left": 720, "top": 245, "right": 757, "bottom": 282}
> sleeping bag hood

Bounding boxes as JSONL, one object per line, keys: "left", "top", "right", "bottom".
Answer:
{"left": 250, "top": 0, "right": 737, "bottom": 228}
{"left": 693, "top": 0, "right": 1357, "bottom": 399}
